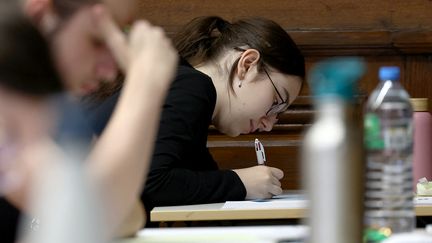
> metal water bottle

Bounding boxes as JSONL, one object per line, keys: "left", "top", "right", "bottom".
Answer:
{"left": 303, "top": 58, "right": 366, "bottom": 243}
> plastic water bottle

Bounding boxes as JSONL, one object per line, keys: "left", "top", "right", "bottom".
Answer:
{"left": 303, "top": 57, "right": 365, "bottom": 243}
{"left": 363, "top": 66, "right": 415, "bottom": 238}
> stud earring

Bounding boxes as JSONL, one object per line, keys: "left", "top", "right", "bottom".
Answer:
{"left": 238, "top": 82, "right": 242, "bottom": 88}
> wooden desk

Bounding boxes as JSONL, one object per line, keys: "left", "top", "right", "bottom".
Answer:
{"left": 151, "top": 202, "right": 432, "bottom": 222}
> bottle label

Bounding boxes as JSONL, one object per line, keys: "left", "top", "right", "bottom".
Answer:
{"left": 364, "top": 113, "right": 413, "bottom": 150}
{"left": 364, "top": 113, "right": 384, "bottom": 149}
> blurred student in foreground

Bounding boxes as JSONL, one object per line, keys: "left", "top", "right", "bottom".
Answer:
{"left": 0, "top": 0, "right": 178, "bottom": 241}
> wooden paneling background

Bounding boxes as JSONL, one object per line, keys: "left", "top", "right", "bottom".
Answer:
{"left": 137, "top": 0, "right": 432, "bottom": 190}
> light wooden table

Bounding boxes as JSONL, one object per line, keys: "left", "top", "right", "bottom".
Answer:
{"left": 151, "top": 202, "right": 432, "bottom": 222}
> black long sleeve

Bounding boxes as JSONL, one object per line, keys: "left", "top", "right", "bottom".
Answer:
{"left": 142, "top": 64, "right": 246, "bottom": 208}
{"left": 83, "top": 60, "right": 246, "bottom": 210}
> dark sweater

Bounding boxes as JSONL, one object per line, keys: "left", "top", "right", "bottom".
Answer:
{"left": 0, "top": 198, "right": 20, "bottom": 243}
{"left": 84, "top": 59, "right": 246, "bottom": 211}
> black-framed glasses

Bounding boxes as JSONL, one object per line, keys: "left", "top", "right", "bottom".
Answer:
{"left": 263, "top": 68, "right": 289, "bottom": 117}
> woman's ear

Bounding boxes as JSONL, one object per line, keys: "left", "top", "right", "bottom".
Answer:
{"left": 236, "top": 49, "right": 260, "bottom": 80}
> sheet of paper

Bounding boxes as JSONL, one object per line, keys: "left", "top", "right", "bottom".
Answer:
{"left": 222, "top": 199, "right": 308, "bottom": 210}
{"left": 223, "top": 193, "right": 431, "bottom": 209}
{"left": 222, "top": 191, "right": 308, "bottom": 210}
{"left": 414, "top": 196, "right": 432, "bottom": 205}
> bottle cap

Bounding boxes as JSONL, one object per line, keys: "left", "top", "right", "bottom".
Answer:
{"left": 379, "top": 66, "right": 400, "bottom": 81}
{"left": 410, "top": 98, "right": 428, "bottom": 112}
{"left": 308, "top": 57, "right": 366, "bottom": 101}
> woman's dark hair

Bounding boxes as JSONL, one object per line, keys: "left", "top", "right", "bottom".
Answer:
{"left": 174, "top": 16, "right": 305, "bottom": 89}
{"left": 0, "top": 2, "right": 63, "bottom": 95}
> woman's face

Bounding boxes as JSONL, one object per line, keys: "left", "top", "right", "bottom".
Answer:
{"left": 47, "top": 0, "right": 139, "bottom": 95}
{"left": 215, "top": 67, "right": 302, "bottom": 137}
{"left": 51, "top": 7, "right": 117, "bottom": 95}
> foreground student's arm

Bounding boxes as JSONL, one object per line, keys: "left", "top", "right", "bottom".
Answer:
{"left": 85, "top": 7, "right": 177, "bottom": 233}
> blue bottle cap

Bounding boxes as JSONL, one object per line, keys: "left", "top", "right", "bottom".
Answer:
{"left": 379, "top": 66, "right": 400, "bottom": 81}
{"left": 308, "top": 57, "right": 366, "bottom": 101}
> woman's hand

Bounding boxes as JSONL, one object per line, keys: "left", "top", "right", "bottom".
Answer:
{"left": 233, "top": 166, "right": 284, "bottom": 199}
{"left": 126, "top": 20, "right": 178, "bottom": 94}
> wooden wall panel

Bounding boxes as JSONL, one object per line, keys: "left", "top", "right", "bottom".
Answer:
{"left": 138, "top": 0, "right": 432, "bottom": 190}
{"left": 404, "top": 56, "right": 432, "bottom": 100}
{"left": 138, "top": 0, "right": 432, "bottom": 54}
{"left": 139, "top": 0, "right": 432, "bottom": 30}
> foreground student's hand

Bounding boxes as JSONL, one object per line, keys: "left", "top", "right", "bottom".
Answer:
{"left": 93, "top": 5, "right": 129, "bottom": 72}
{"left": 4, "top": 137, "right": 65, "bottom": 210}
{"left": 127, "top": 20, "right": 178, "bottom": 94}
{"left": 233, "top": 166, "right": 284, "bottom": 200}
{"left": 93, "top": 5, "right": 178, "bottom": 94}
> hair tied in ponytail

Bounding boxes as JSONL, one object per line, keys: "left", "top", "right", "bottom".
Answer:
{"left": 216, "top": 19, "right": 230, "bottom": 33}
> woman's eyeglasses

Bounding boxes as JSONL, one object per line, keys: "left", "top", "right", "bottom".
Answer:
{"left": 263, "top": 68, "right": 289, "bottom": 117}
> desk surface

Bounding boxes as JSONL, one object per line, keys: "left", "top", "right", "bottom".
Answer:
{"left": 151, "top": 202, "right": 432, "bottom": 222}
{"left": 117, "top": 225, "right": 309, "bottom": 243}
{"left": 116, "top": 227, "right": 432, "bottom": 243}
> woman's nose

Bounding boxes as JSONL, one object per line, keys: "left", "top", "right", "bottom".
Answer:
{"left": 259, "top": 115, "right": 278, "bottom": 132}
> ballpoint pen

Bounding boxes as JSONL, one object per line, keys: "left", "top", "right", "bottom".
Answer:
{"left": 255, "top": 138, "right": 266, "bottom": 165}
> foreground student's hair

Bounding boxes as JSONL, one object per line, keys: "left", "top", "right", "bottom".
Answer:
{"left": 0, "top": 2, "right": 63, "bottom": 95}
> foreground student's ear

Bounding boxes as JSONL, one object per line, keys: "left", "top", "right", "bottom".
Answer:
{"left": 114, "top": 201, "right": 145, "bottom": 238}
